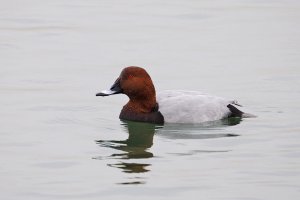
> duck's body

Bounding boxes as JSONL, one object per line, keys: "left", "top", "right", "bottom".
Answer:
{"left": 96, "top": 66, "right": 254, "bottom": 124}
{"left": 157, "top": 90, "right": 240, "bottom": 123}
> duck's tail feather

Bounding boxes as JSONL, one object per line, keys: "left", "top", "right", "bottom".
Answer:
{"left": 231, "top": 100, "right": 242, "bottom": 107}
{"left": 227, "top": 104, "right": 256, "bottom": 118}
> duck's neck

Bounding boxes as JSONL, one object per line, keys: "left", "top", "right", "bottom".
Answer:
{"left": 126, "top": 95, "right": 157, "bottom": 113}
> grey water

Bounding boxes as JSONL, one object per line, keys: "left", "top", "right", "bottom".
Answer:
{"left": 1, "top": 0, "right": 300, "bottom": 199}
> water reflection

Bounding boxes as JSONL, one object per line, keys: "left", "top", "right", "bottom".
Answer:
{"left": 95, "top": 117, "right": 240, "bottom": 184}
{"left": 96, "top": 121, "right": 159, "bottom": 160}
{"left": 96, "top": 121, "right": 160, "bottom": 184}
{"left": 157, "top": 117, "right": 241, "bottom": 139}
{"left": 108, "top": 163, "right": 151, "bottom": 173}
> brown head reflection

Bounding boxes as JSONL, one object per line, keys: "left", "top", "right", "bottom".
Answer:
{"left": 96, "top": 121, "right": 161, "bottom": 184}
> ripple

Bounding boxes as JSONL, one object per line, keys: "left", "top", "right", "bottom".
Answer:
{"left": 168, "top": 149, "right": 230, "bottom": 156}
{"left": 108, "top": 162, "right": 151, "bottom": 173}
{"left": 44, "top": 117, "right": 83, "bottom": 125}
{"left": 34, "top": 161, "right": 79, "bottom": 169}
{"left": 29, "top": 105, "right": 96, "bottom": 112}
{"left": 157, "top": 119, "right": 240, "bottom": 140}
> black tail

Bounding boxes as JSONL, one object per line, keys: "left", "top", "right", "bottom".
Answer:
{"left": 227, "top": 104, "right": 243, "bottom": 117}
{"left": 227, "top": 104, "right": 256, "bottom": 118}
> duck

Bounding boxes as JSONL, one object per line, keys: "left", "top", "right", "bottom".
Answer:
{"left": 96, "top": 66, "right": 255, "bottom": 124}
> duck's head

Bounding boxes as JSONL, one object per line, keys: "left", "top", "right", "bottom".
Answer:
{"left": 96, "top": 66, "right": 156, "bottom": 106}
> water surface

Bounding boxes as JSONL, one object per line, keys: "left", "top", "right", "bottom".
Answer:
{"left": 1, "top": 0, "right": 300, "bottom": 199}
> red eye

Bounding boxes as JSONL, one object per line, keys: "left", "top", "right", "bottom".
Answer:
{"left": 128, "top": 74, "right": 134, "bottom": 79}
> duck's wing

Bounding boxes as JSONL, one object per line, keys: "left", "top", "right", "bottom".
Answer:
{"left": 157, "top": 90, "right": 234, "bottom": 123}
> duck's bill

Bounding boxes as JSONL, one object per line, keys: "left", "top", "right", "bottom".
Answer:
{"left": 96, "top": 89, "right": 119, "bottom": 96}
{"left": 96, "top": 78, "right": 123, "bottom": 96}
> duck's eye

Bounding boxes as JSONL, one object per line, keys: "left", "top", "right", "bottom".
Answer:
{"left": 128, "top": 74, "right": 134, "bottom": 79}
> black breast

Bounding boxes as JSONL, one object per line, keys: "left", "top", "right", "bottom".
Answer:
{"left": 119, "top": 109, "right": 164, "bottom": 125}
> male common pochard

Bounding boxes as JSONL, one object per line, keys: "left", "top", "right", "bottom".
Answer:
{"left": 96, "top": 66, "right": 254, "bottom": 124}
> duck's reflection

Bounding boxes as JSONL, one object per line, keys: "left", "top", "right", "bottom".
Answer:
{"left": 157, "top": 117, "right": 241, "bottom": 140}
{"left": 95, "top": 118, "right": 240, "bottom": 184}
{"left": 96, "top": 121, "right": 160, "bottom": 176}
{"left": 107, "top": 163, "right": 151, "bottom": 173}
